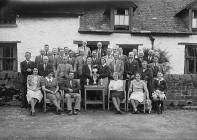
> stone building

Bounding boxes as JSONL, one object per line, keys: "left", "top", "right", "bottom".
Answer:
{"left": 0, "top": 0, "right": 197, "bottom": 74}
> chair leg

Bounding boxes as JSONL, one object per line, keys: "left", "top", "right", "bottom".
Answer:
{"left": 144, "top": 103, "right": 145, "bottom": 113}
{"left": 43, "top": 102, "right": 46, "bottom": 113}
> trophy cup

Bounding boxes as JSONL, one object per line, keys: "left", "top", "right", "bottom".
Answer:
{"left": 92, "top": 68, "right": 98, "bottom": 85}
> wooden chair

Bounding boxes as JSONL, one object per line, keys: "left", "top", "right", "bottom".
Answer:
{"left": 107, "top": 80, "right": 127, "bottom": 112}
{"left": 60, "top": 79, "right": 81, "bottom": 111}
{"left": 43, "top": 90, "right": 53, "bottom": 113}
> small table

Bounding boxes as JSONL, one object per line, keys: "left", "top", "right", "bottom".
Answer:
{"left": 84, "top": 85, "right": 105, "bottom": 111}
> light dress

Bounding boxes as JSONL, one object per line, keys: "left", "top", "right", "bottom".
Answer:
{"left": 128, "top": 80, "right": 146, "bottom": 103}
{"left": 26, "top": 75, "right": 43, "bottom": 103}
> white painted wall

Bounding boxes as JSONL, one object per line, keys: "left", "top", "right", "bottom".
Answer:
{"left": 0, "top": 16, "right": 197, "bottom": 74}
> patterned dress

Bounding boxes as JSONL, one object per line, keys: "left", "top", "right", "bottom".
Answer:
{"left": 26, "top": 75, "right": 43, "bottom": 103}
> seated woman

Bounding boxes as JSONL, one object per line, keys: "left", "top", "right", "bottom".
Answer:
{"left": 42, "top": 71, "right": 62, "bottom": 114}
{"left": 128, "top": 73, "right": 149, "bottom": 114}
{"left": 108, "top": 72, "right": 124, "bottom": 114}
{"left": 26, "top": 67, "right": 43, "bottom": 116}
{"left": 152, "top": 71, "right": 167, "bottom": 114}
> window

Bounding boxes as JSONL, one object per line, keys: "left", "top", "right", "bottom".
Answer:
{"left": 192, "top": 10, "right": 197, "bottom": 29}
{"left": 0, "top": 14, "right": 16, "bottom": 25}
{"left": 185, "top": 45, "right": 197, "bottom": 74}
{"left": 114, "top": 8, "right": 130, "bottom": 30}
{"left": 0, "top": 43, "right": 17, "bottom": 71}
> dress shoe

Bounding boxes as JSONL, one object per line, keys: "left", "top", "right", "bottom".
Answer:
{"left": 68, "top": 110, "right": 72, "bottom": 115}
{"left": 115, "top": 110, "right": 123, "bottom": 114}
{"left": 73, "top": 110, "right": 79, "bottom": 115}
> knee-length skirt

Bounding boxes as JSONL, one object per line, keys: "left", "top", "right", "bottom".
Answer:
{"left": 129, "top": 91, "right": 145, "bottom": 103}
{"left": 26, "top": 89, "right": 43, "bottom": 103}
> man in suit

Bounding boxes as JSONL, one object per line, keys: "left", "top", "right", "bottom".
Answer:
{"left": 148, "top": 55, "right": 164, "bottom": 78}
{"left": 64, "top": 47, "right": 70, "bottom": 58}
{"left": 56, "top": 48, "right": 65, "bottom": 66}
{"left": 74, "top": 50, "right": 86, "bottom": 78}
{"left": 125, "top": 52, "right": 139, "bottom": 81}
{"left": 68, "top": 50, "right": 76, "bottom": 71}
{"left": 60, "top": 72, "right": 81, "bottom": 115}
{"left": 92, "top": 50, "right": 101, "bottom": 68}
{"left": 96, "top": 42, "right": 106, "bottom": 59}
{"left": 20, "top": 52, "right": 35, "bottom": 108}
{"left": 35, "top": 49, "right": 45, "bottom": 67}
{"left": 44, "top": 44, "right": 52, "bottom": 56}
{"left": 51, "top": 48, "right": 59, "bottom": 72}
{"left": 104, "top": 48, "right": 114, "bottom": 66}
{"left": 56, "top": 56, "right": 72, "bottom": 79}
{"left": 145, "top": 49, "right": 154, "bottom": 64}
{"left": 118, "top": 47, "right": 127, "bottom": 63}
{"left": 109, "top": 52, "right": 124, "bottom": 79}
{"left": 77, "top": 41, "right": 91, "bottom": 57}
{"left": 38, "top": 56, "right": 53, "bottom": 77}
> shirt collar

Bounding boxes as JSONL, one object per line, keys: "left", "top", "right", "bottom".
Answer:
{"left": 102, "top": 64, "right": 106, "bottom": 67}
{"left": 46, "top": 77, "right": 53, "bottom": 81}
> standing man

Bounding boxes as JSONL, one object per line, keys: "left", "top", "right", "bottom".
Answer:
{"left": 56, "top": 48, "right": 65, "bottom": 66}
{"left": 125, "top": 52, "right": 139, "bottom": 81}
{"left": 35, "top": 49, "right": 45, "bottom": 67}
{"left": 109, "top": 52, "right": 124, "bottom": 79}
{"left": 68, "top": 50, "right": 76, "bottom": 71}
{"left": 97, "top": 42, "right": 106, "bottom": 59}
{"left": 77, "top": 41, "right": 91, "bottom": 57}
{"left": 60, "top": 72, "right": 81, "bottom": 115}
{"left": 74, "top": 50, "right": 86, "bottom": 78}
{"left": 56, "top": 56, "right": 72, "bottom": 79}
{"left": 118, "top": 47, "right": 127, "bottom": 63}
{"left": 51, "top": 48, "right": 59, "bottom": 72}
{"left": 145, "top": 49, "right": 154, "bottom": 64}
{"left": 133, "top": 49, "right": 138, "bottom": 59}
{"left": 20, "top": 52, "right": 35, "bottom": 108}
{"left": 104, "top": 48, "right": 114, "bottom": 65}
{"left": 38, "top": 56, "right": 53, "bottom": 77}
{"left": 44, "top": 44, "right": 52, "bottom": 56}
{"left": 92, "top": 50, "right": 101, "bottom": 68}
{"left": 64, "top": 47, "right": 69, "bottom": 58}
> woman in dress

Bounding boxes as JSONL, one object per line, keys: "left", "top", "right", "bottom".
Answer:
{"left": 128, "top": 73, "right": 149, "bottom": 114}
{"left": 108, "top": 72, "right": 124, "bottom": 114}
{"left": 152, "top": 71, "right": 167, "bottom": 114}
{"left": 26, "top": 67, "right": 43, "bottom": 116}
{"left": 42, "top": 71, "right": 62, "bottom": 114}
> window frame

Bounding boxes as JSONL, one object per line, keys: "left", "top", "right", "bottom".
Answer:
{"left": 0, "top": 14, "right": 17, "bottom": 27}
{"left": 110, "top": 7, "right": 133, "bottom": 32}
{"left": 0, "top": 43, "right": 18, "bottom": 72}
{"left": 184, "top": 45, "right": 197, "bottom": 74}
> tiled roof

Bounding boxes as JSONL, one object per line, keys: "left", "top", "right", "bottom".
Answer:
{"left": 79, "top": 0, "right": 196, "bottom": 34}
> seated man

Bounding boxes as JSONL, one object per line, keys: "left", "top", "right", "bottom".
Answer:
{"left": 60, "top": 72, "right": 81, "bottom": 115}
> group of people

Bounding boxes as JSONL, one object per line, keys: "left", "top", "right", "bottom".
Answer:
{"left": 20, "top": 41, "right": 167, "bottom": 116}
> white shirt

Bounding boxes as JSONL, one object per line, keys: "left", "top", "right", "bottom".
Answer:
{"left": 109, "top": 80, "right": 123, "bottom": 91}
{"left": 46, "top": 77, "right": 53, "bottom": 82}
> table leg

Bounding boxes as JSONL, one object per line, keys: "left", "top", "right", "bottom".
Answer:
{"left": 103, "top": 90, "right": 105, "bottom": 110}
{"left": 85, "top": 89, "right": 87, "bottom": 111}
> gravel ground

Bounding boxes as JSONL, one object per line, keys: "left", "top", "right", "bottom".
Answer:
{"left": 0, "top": 106, "right": 197, "bottom": 140}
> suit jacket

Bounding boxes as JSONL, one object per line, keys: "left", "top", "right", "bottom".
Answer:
{"left": 74, "top": 56, "right": 86, "bottom": 77}
{"left": 119, "top": 54, "right": 128, "bottom": 63}
{"left": 35, "top": 55, "right": 44, "bottom": 67}
{"left": 37, "top": 63, "right": 53, "bottom": 77}
{"left": 60, "top": 79, "right": 81, "bottom": 93}
{"left": 139, "top": 67, "right": 153, "bottom": 92}
{"left": 20, "top": 60, "right": 35, "bottom": 82}
{"left": 56, "top": 63, "right": 73, "bottom": 79}
{"left": 50, "top": 54, "right": 59, "bottom": 71}
{"left": 148, "top": 63, "right": 164, "bottom": 77}
{"left": 144, "top": 55, "right": 154, "bottom": 64}
{"left": 77, "top": 46, "right": 91, "bottom": 57}
{"left": 109, "top": 59, "right": 124, "bottom": 79}
{"left": 56, "top": 55, "right": 64, "bottom": 66}
{"left": 103, "top": 55, "right": 114, "bottom": 65}
{"left": 124, "top": 59, "right": 139, "bottom": 77}
{"left": 136, "top": 57, "right": 144, "bottom": 69}
{"left": 68, "top": 57, "right": 76, "bottom": 70}
{"left": 92, "top": 57, "right": 101, "bottom": 67}
{"left": 97, "top": 49, "right": 106, "bottom": 58}
{"left": 153, "top": 78, "right": 167, "bottom": 92}
{"left": 98, "top": 65, "right": 112, "bottom": 79}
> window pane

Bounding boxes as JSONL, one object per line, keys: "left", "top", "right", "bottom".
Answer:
{"left": 125, "top": 9, "right": 129, "bottom": 15}
{"left": 187, "top": 47, "right": 195, "bottom": 57}
{"left": 192, "top": 18, "right": 197, "bottom": 28}
{"left": 114, "top": 15, "right": 120, "bottom": 25}
{"left": 3, "top": 59, "right": 14, "bottom": 71}
{"left": 3, "top": 47, "right": 13, "bottom": 58}
{"left": 193, "top": 11, "right": 197, "bottom": 18}
{"left": 188, "top": 59, "right": 194, "bottom": 73}
{"left": 124, "top": 15, "right": 129, "bottom": 25}
{"left": 119, "top": 15, "right": 124, "bottom": 25}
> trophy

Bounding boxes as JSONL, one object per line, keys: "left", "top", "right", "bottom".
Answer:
{"left": 92, "top": 68, "right": 98, "bottom": 85}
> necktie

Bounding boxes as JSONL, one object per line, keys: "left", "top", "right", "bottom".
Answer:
{"left": 70, "top": 80, "right": 72, "bottom": 88}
